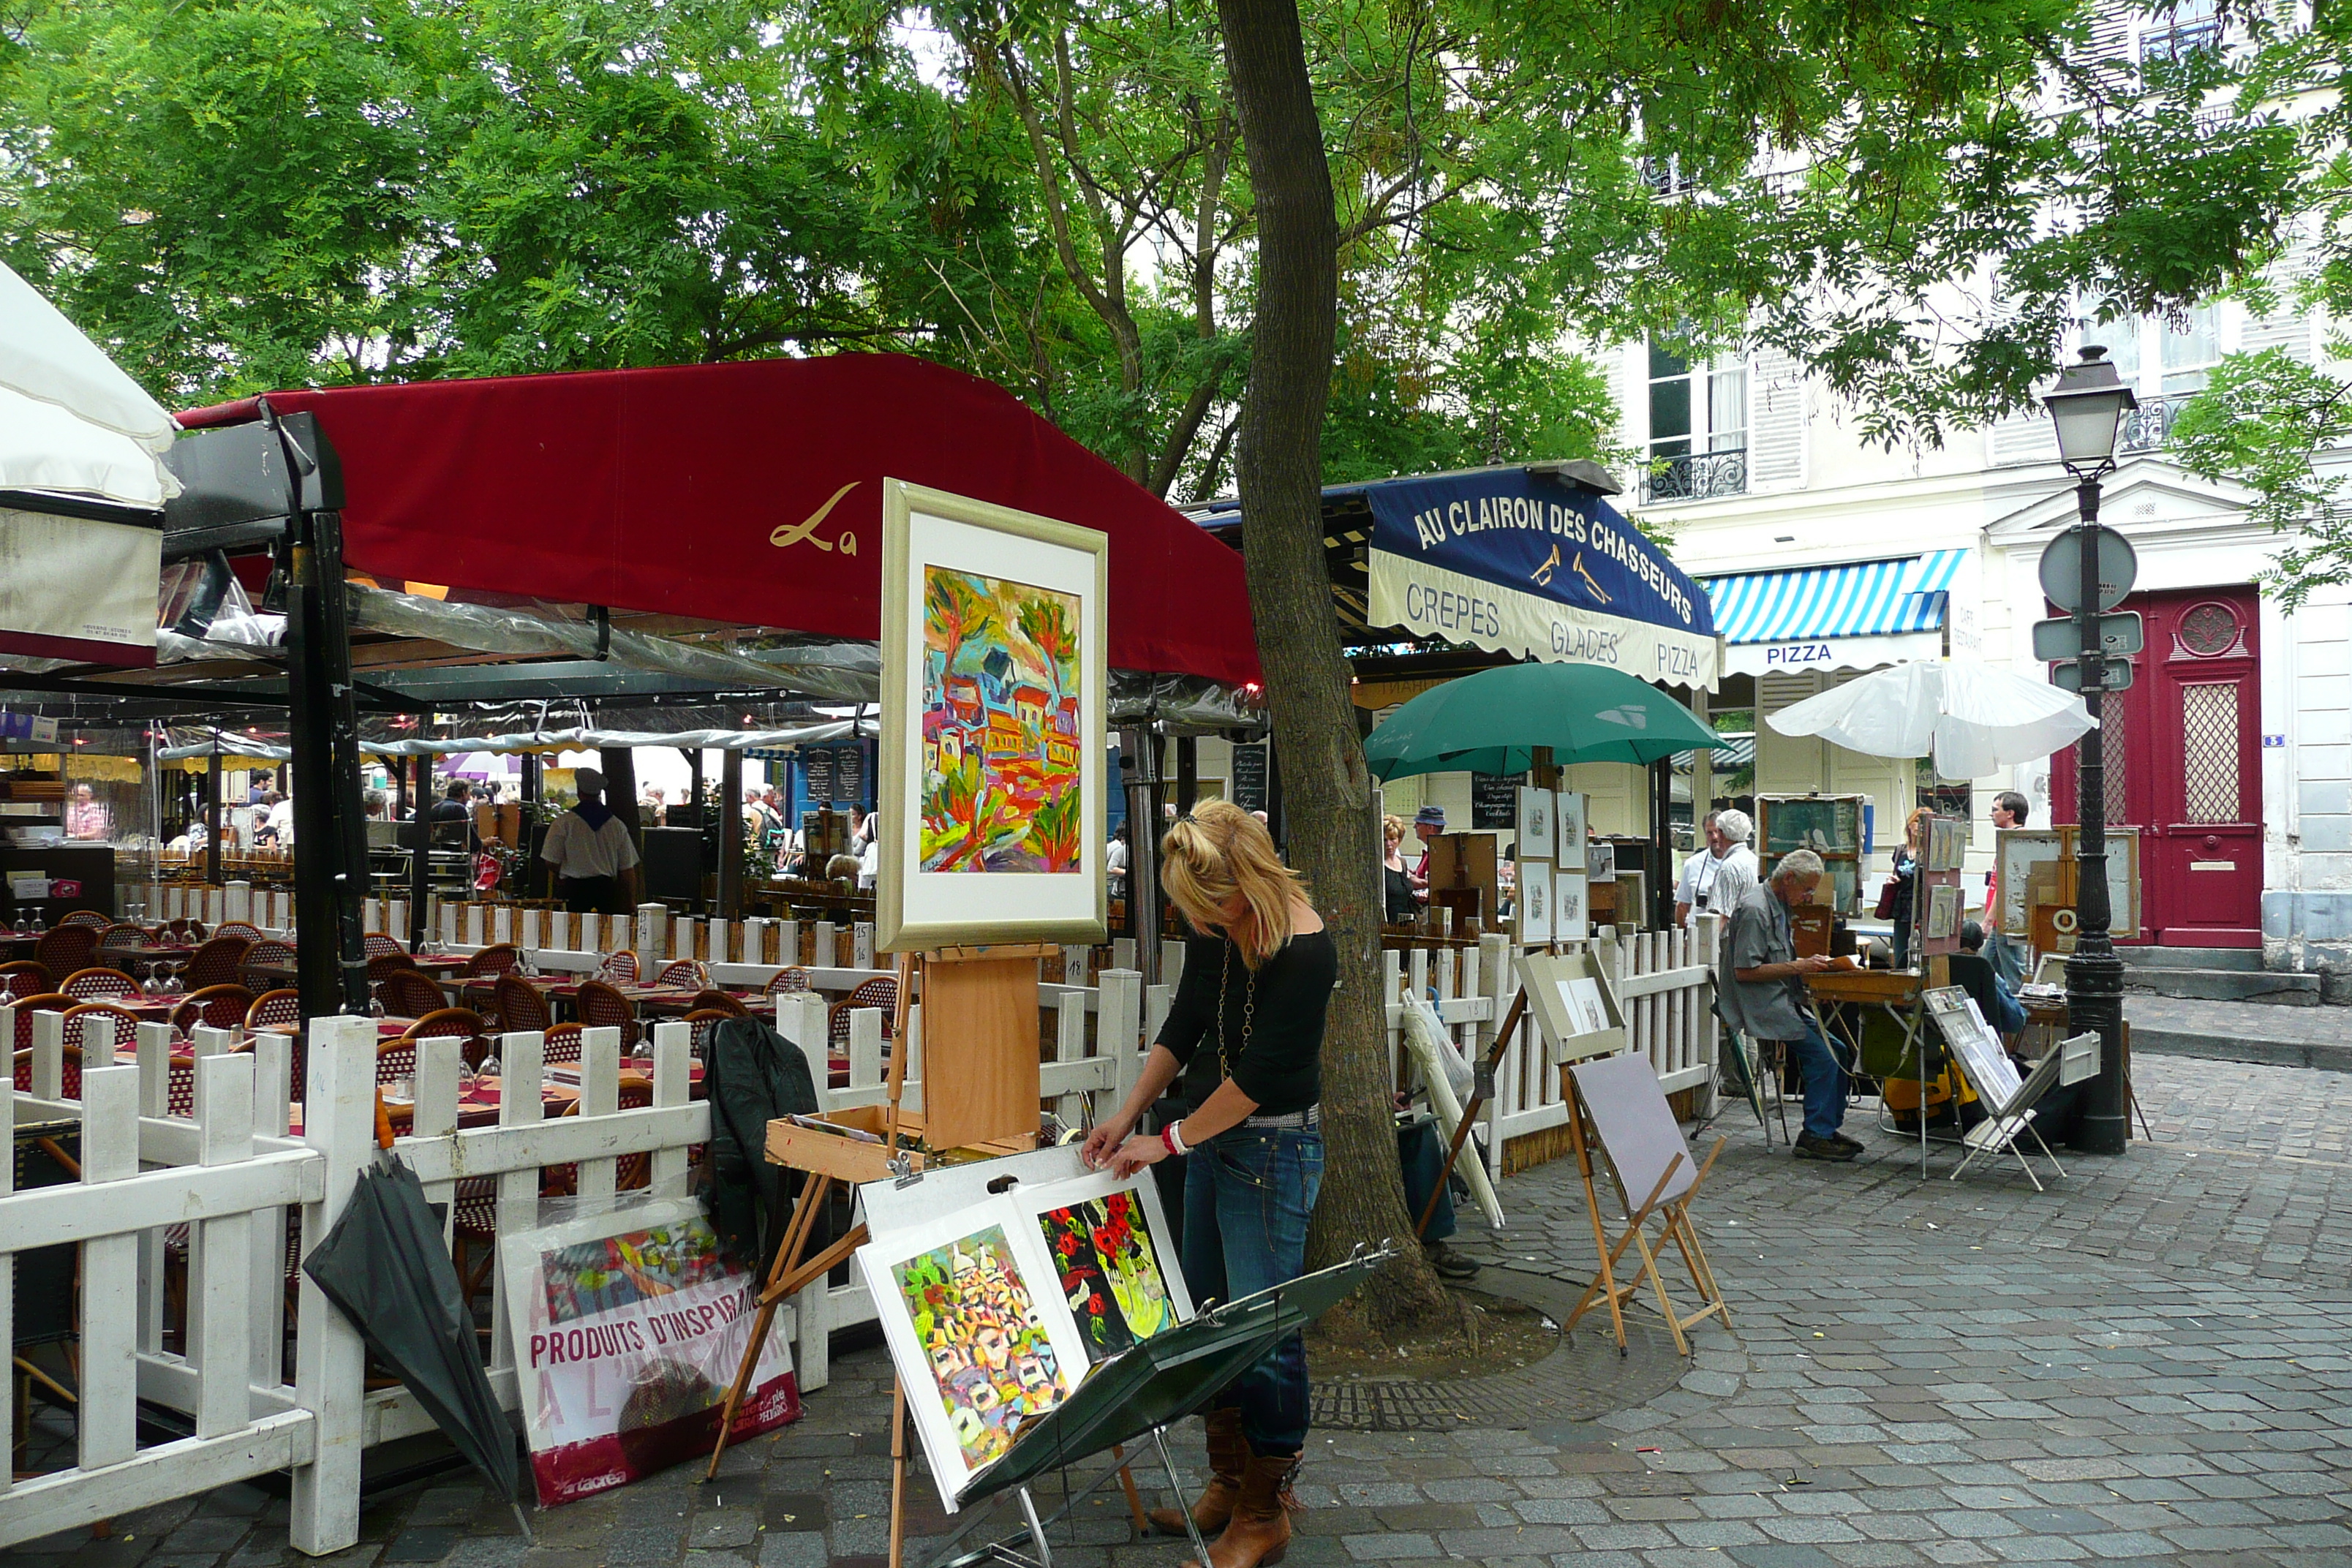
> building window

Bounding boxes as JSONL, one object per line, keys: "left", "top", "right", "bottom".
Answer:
{"left": 1643, "top": 339, "right": 1748, "bottom": 502}
{"left": 2141, "top": 0, "right": 2223, "bottom": 65}
{"left": 2092, "top": 304, "right": 2222, "bottom": 453}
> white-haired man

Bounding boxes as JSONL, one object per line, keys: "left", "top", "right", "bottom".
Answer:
{"left": 1720, "top": 848, "right": 1860, "bottom": 1162}
{"left": 1676, "top": 807, "right": 1760, "bottom": 929}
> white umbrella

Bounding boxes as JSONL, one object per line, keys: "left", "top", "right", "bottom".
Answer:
{"left": 1766, "top": 657, "right": 2095, "bottom": 778}
{"left": 0, "top": 262, "right": 179, "bottom": 505}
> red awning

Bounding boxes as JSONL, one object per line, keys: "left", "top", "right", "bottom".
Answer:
{"left": 179, "top": 354, "right": 1260, "bottom": 687}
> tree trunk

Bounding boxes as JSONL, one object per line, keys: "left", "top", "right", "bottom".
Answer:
{"left": 1213, "top": 0, "right": 1452, "bottom": 1330}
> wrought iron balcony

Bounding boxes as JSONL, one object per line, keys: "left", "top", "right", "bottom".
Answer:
{"left": 2118, "top": 393, "right": 2192, "bottom": 455}
{"left": 1640, "top": 448, "right": 1748, "bottom": 504}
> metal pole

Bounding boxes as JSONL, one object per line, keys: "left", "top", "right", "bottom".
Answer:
{"left": 1175, "top": 736, "right": 1199, "bottom": 818}
{"left": 410, "top": 754, "right": 431, "bottom": 949}
{"left": 203, "top": 748, "right": 223, "bottom": 887}
{"left": 718, "top": 746, "right": 745, "bottom": 917}
{"left": 285, "top": 505, "right": 370, "bottom": 1015}
{"left": 1117, "top": 726, "right": 1164, "bottom": 984}
{"left": 2068, "top": 474, "right": 2127, "bottom": 1154}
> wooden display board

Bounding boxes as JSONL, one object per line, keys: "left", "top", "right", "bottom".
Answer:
{"left": 1996, "top": 826, "right": 2142, "bottom": 943}
{"left": 1758, "top": 794, "right": 1868, "bottom": 916}
{"left": 920, "top": 948, "right": 1044, "bottom": 1151}
{"left": 1426, "top": 831, "right": 1500, "bottom": 927}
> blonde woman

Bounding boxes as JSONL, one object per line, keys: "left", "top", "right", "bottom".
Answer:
{"left": 1381, "top": 814, "right": 1417, "bottom": 924}
{"left": 1891, "top": 806, "right": 1931, "bottom": 969}
{"left": 1082, "top": 800, "right": 1333, "bottom": 1568}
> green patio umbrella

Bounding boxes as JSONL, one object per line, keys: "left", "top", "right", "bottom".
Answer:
{"left": 1362, "top": 663, "right": 1730, "bottom": 781}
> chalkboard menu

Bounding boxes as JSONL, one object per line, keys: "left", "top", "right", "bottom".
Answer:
{"left": 802, "top": 748, "right": 835, "bottom": 804}
{"left": 834, "top": 744, "right": 866, "bottom": 807}
{"left": 1230, "top": 743, "right": 1269, "bottom": 811}
{"left": 1471, "top": 772, "right": 1522, "bottom": 831}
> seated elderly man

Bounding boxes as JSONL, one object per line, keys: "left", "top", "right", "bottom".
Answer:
{"left": 1718, "top": 848, "right": 1863, "bottom": 1164}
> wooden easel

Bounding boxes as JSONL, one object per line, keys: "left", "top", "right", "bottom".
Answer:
{"left": 704, "top": 947, "right": 1145, "bottom": 1568}
{"left": 1556, "top": 1060, "right": 1730, "bottom": 1358}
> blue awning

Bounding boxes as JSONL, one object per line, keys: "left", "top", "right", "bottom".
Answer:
{"left": 1701, "top": 550, "right": 1965, "bottom": 643}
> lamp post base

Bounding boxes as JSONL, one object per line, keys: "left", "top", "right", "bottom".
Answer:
{"left": 2066, "top": 939, "right": 2128, "bottom": 1156}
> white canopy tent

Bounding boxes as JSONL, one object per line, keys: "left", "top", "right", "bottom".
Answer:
{"left": 0, "top": 261, "right": 177, "bottom": 666}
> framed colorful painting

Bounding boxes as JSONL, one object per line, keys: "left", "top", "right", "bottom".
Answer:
{"left": 856, "top": 1204, "right": 1088, "bottom": 1509}
{"left": 879, "top": 479, "right": 1109, "bottom": 951}
{"left": 1014, "top": 1168, "right": 1195, "bottom": 1367}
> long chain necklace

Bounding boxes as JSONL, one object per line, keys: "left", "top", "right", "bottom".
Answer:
{"left": 1215, "top": 937, "right": 1256, "bottom": 1079}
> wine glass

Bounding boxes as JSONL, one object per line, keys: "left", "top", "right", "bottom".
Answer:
{"left": 478, "top": 1046, "right": 502, "bottom": 1082}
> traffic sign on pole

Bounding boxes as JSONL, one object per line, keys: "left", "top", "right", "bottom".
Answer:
{"left": 2052, "top": 659, "right": 2135, "bottom": 693}
{"left": 2039, "top": 526, "right": 2138, "bottom": 612}
{"left": 2031, "top": 611, "right": 2144, "bottom": 663}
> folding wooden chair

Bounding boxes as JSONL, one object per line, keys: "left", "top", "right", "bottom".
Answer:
{"left": 1561, "top": 1052, "right": 1730, "bottom": 1358}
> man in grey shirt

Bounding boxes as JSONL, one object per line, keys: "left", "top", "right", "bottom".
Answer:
{"left": 1718, "top": 848, "right": 1861, "bottom": 1162}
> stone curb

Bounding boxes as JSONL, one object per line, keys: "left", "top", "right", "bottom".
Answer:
{"left": 2131, "top": 1024, "right": 2352, "bottom": 1074}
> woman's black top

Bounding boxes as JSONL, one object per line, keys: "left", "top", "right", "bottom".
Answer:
{"left": 1383, "top": 863, "right": 1416, "bottom": 924}
{"left": 1890, "top": 847, "right": 1918, "bottom": 924}
{"left": 1155, "top": 929, "right": 1336, "bottom": 1116}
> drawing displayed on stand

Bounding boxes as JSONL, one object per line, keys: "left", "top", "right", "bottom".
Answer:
{"left": 920, "top": 568, "right": 1085, "bottom": 875}
{"left": 880, "top": 479, "right": 1109, "bottom": 951}
{"left": 1555, "top": 874, "right": 1588, "bottom": 941}
{"left": 1517, "top": 785, "right": 1556, "bottom": 862}
{"left": 1515, "top": 857, "right": 1553, "bottom": 946}
{"left": 883, "top": 1224, "right": 1069, "bottom": 1473}
{"left": 1926, "top": 883, "right": 1961, "bottom": 940}
{"left": 1033, "top": 1181, "right": 1184, "bottom": 1362}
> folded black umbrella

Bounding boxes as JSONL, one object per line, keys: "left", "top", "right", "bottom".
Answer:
{"left": 304, "top": 1150, "right": 532, "bottom": 1534}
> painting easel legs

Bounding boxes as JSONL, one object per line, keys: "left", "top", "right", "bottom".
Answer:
{"left": 1557, "top": 1077, "right": 1731, "bottom": 1358}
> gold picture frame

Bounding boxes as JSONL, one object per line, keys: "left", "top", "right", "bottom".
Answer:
{"left": 878, "top": 479, "right": 1109, "bottom": 952}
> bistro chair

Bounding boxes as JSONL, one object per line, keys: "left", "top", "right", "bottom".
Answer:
{"left": 846, "top": 976, "right": 897, "bottom": 1035}
{"left": 407, "top": 1007, "right": 491, "bottom": 1069}
{"left": 214, "top": 921, "right": 266, "bottom": 943}
{"left": 184, "top": 935, "right": 253, "bottom": 990}
{"left": 244, "top": 938, "right": 298, "bottom": 973}
{"left": 378, "top": 968, "right": 451, "bottom": 1021}
{"left": 765, "top": 965, "right": 813, "bottom": 997}
{"left": 576, "top": 979, "right": 639, "bottom": 1049}
{"left": 655, "top": 958, "right": 706, "bottom": 990}
{"left": 0, "top": 960, "right": 53, "bottom": 999}
{"left": 60, "top": 967, "right": 141, "bottom": 1002}
{"left": 545, "top": 1079, "right": 656, "bottom": 1195}
{"left": 491, "top": 973, "right": 551, "bottom": 1035}
{"left": 375, "top": 1036, "right": 418, "bottom": 1088}
{"left": 464, "top": 943, "right": 521, "bottom": 979}
{"left": 12, "top": 1041, "right": 86, "bottom": 1098}
{"left": 362, "top": 932, "right": 406, "bottom": 961}
{"left": 34, "top": 925, "right": 100, "bottom": 977}
{"left": 172, "top": 984, "right": 255, "bottom": 1036}
{"left": 61, "top": 1002, "right": 143, "bottom": 1061}
{"left": 58, "top": 911, "right": 111, "bottom": 931}
{"left": 690, "top": 988, "right": 748, "bottom": 1018}
{"left": 682, "top": 1008, "right": 735, "bottom": 1057}
{"left": 246, "top": 988, "right": 303, "bottom": 1033}
{"left": 595, "top": 949, "right": 640, "bottom": 985}
{"left": 9, "top": 992, "right": 73, "bottom": 1049}
{"left": 367, "top": 951, "right": 418, "bottom": 988}
{"left": 541, "top": 1022, "right": 585, "bottom": 1066}
{"left": 99, "top": 922, "right": 148, "bottom": 951}
{"left": 166, "top": 1053, "right": 199, "bottom": 1118}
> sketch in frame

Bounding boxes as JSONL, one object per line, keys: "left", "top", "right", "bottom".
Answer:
{"left": 1556, "top": 791, "right": 1588, "bottom": 862}
{"left": 1555, "top": 872, "right": 1589, "bottom": 942}
{"left": 879, "top": 479, "right": 1109, "bottom": 951}
{"left": 1518, "top": 785, "right": 1556, "bottom": 862}
{"left": 1516, "top": 856, "right": 1553, "bottom": 946}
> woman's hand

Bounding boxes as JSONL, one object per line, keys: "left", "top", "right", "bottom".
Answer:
{"left": 1079, "top": 1115, "right": 1136, "bottom": 1171}
{"left": 1109, "top": 1133, "right": 1169, "bottom": 1180}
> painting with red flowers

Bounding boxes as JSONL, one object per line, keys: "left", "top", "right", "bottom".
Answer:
{"left": 1030, "top": 1180, "right": 1187, "bottom": 1365}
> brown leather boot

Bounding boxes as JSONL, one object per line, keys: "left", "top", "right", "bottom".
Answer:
{"left": 1186, "top": 1450, "right": 1300, "bottom": 1568}
{"left": 1147, "top": 1406, "right": 1247, "bottom": 1537}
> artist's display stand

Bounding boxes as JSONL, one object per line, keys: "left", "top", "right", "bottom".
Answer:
{"left": 929, "top": 1251, "right": 1389, "bottom": 1568}
{"left": 706, "top": 945, "right": 1156, "bottom": 1568}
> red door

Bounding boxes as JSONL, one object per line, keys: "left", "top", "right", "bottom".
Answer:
{"left": 2051, "top": 587, "right": 2263, "bottom": 947}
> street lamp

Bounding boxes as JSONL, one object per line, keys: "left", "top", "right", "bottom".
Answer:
{"left": 2042, "top": 345, "right": 2137, "bottom": 1156}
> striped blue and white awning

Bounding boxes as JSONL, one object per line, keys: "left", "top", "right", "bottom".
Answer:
{"left": 1698, "top": 550, "right": 1966, "bottom": 677}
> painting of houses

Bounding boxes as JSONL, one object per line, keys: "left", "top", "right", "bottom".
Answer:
{"left": 921, "top": 565, "right": 1084, "bottom": 874}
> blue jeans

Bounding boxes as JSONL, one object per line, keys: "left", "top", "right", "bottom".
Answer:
{"left": 1180, "top": 1124, "right": 1323, "bottom": 1456}
{"left": 1784, "top": 1017, "right": 1847, "bottom": 1140}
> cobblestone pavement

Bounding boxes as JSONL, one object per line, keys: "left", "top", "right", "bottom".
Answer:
{"left": 12, "top": 1052, "right": 2352, "bottom": 1568}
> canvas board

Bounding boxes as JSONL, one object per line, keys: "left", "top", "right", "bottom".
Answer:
{"left": 1011, "top": 1167, "right": 1194, "bottom": 1365}
{"left": 879, "top": 479, "right": 1109, "bottom": 951}
{"left": 1515, "top": 857, "right": 1553, "bottom": 946}
{"left": 1517, "top": 786, "right": 1556, "bottom": 862}
{"left": 1569, "top": 1052, "right": 1697, "bottom": 1217}
{"left": 1925, "top": 883, "right": 1961, "bottom": 941}
{"left": 1518, "top": 948, "right": 1627, "bottom": 1064}
{"left": 856, "top": 1201, "right": 1088, "bottom": 1510}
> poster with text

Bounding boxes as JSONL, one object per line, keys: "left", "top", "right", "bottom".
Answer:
{"left": 501, "top": 1200, "right": 799, "bottom": 1506}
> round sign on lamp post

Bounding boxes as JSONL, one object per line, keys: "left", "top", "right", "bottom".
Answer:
{"left": 2037, "top": 524, "right": 2138, "bottom": 613}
